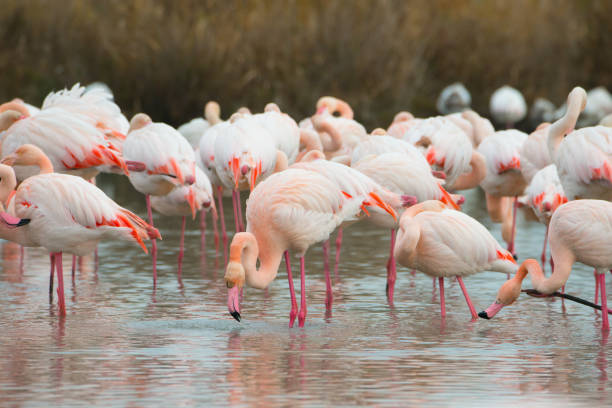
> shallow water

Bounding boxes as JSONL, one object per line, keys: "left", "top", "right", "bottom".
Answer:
{"left": 1, "top": 175, "right": 610, "bottom": 407}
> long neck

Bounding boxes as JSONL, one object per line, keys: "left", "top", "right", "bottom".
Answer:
{"left": 205, "top": 102, "right": 221, "bottom": 125}
{"left": 274, "top": 150, "right": 288, "bottom": 173}
{"left": 526, "top": 250, "right": 573, "bottom": 294}
{"left": 35, "top": 153, "right": 54, "bottom": 174}
{"left": 336, "top": 100, "right": 354, "bottom": 119}
{"left": 451, "top": 151, "right": 486, "bottom": 190}
{"left": 299, "top": 129, "right": 323, "bottom": 153}
{"left": 230, "top": 232, "right": 284, "bottom": 289}
{"left": 0, "top": 169, "right": 16, "bottom": 206}
{"left": 315, "top": 120, "right": 343, "bottom": 151}
{"left": 547, "top": 92, "right": 584, "bottom": 159}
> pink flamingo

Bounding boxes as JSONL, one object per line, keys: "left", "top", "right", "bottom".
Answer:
{"left": 178, "top": 101, "right": 221, "bottom": 149}
{"left": 292, "top": 151, "right": 415, "bottom": 307}
{"left": 151, "top": 167, "right": 215, "bottom": 278}
{"left": 394, "top": 201, "right": 517, "bottom": 320}
{"left": 523, "top": 164, "right": 567, "bottom": 270}
{"left": 479, "top": 199, "right": 612, "bottom": 331}
{"left": 0, "top": 105, "right": 127, "bottom": 181}
{"left": 0, "top": 145, "right": 160, "bottom": 316}
{"left": 520, "top": 122, "right": 552, "bottom": 184}
{"left": 122, "top": 113, "right": 196, "bottom": 285}
{"left": 489, "top": 85, "right": 527, "bottom": 128}
{"left": 224, "top": 168, "right": 366, "bottom": 327}
{"left": 387, "top": 111, "right": 419, "bottom": 139}
{"left": 478, "top": 129, "right": 528, "bottom": 257}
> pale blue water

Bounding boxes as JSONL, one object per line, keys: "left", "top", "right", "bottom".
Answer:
{"left": 0, "top": 175, "right": 610, "bottom": 407}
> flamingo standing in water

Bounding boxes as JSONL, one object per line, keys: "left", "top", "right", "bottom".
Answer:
{"left": 151, "top": 167, "right": 214, "bottom": 278}
{"left": 394, "top": 201, "right": 517, "bottom": 319}
{"left": 224, "top": 168, "right": 366, "bottom": 327}
{"left": 0, "top": 145, "right": 159, "bottom": 316}
{"left": 478, "top": 129, "right": 528, "bottom": 257}
{"left": 479, "top": 199, "right": 612, "bottom": 331}
{"left": 123, "top": 113, "right": 196, "bottom": 285}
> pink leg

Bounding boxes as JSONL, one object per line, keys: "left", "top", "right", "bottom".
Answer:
{"left": 439, "top": 277, "right": 446, "bottom": 318}
{"left": 334, "top": 228, "right": 343, "bottom": 279}
{"left": 200, "top": 210, "right": 207, "bottom": 254}
{"left": 232, "top": 190, "right": 240, "bottom": 233}
{"left": 507, "top": 196, "right": 518, "bottom": 257}
{"left": 541, "top": 225, "right": 549, "bottom": 274}
{"left": 49, "top": 254, "right": 55, "bottom": 300}
{"left": 94, "top": 247, "right": 99, "bottom": 273}
{"left": 298, "top": 256, "right": 307, "bottom": 327}
{"left": 237, "top": 190, "right": 245, "bottom": 232}
{"left": 145, "top": 194, "right": 157, "bottom": 286}
{"left": 54, "top": 252, "right": 66, "bottom": 316}
{"left": 595, "top": 269, "right": 600, "bottom": 305}
{"left": 322, "top": 240, "right": 332, "bottom": 309}
{"left": 433, "top": 277, "right": 436, "bottom": 290}
{"left": 212, "top": 207, "right": 219, "bottom": 254}
{"left": 456, "top": 276, "right": 477, "bottom": 320}
{"left": 71, "top": 255, "right": 77, "bottom": 282}
{"left": 216, "top": 186, "right": 228, "bottom": 263}
{"left": 600, "top": 273, "right": 609, "bottom": 331}
{"left": 178, "top": 216, "right": 186, "bottom": 279}
{"left": 19, "top": 245, "right": 24, "bottom": 273}
{"left": 386, "top": 229, "right": 397, "bottom": 303}
{"left": 284, "top": 251, "right": 298, "bottom": 328}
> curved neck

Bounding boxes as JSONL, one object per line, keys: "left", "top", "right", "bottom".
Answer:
{"left": 0, "top": 101, "right": 29, "bottom": 117}
{"left": 525, "top": 251, "right": 573, "bottom": 294}
{"left": 34, "top": 153, "right": 54, "bottom": 174}
{"left": 0, "top": 168, "right": 16, "bottom": 206}
{"left": 451, "top": 151, "right": 486, "bottom": 190}
{"left": 274, "top": 150, "right": 288, "bottom": 173}
{"left": 299, "top": 129, "right": 323, "bottom": 153}
{"left": 230, "top": 232, "right": 283, "bottom": 289}
{"left": 335, "top": 100, "right": 354, "bottom": 119}
{"left": 314, "top": 119, "right": 343, "bottom": 151}
{"left": 548, "top": 91, "right": 585, "bottom": 158}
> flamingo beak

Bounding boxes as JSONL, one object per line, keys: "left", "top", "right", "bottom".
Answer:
{"left": 1, "top": 153, "right": 17, "bottom": 166}
{"left": 249, "top": 161, "right": 262, "bottom": 192}
{"left": 185, "top": 187, "right": 198, "bottom": 220}
{"left": 227, "top": 286, "right": 241, "bottom": 322}
{"left": 478, "top": 302, "right": 506, "bottom": 319}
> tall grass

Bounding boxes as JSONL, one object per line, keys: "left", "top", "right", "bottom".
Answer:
{"left": 0, "top": 0, "right": 609, "bottom": 129}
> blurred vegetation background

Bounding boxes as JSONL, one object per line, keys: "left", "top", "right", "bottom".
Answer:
{"left": 0, "top": 0, "right": 610, "bottom": 129}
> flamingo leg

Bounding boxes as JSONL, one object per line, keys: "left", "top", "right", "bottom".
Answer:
{"left": 237, "top": 189, "right": 245, "bottom": 232}
{"left": 507, "top": 196, "right": 518, "bottom": 257}
{"left": 439, "top": 277, "right": 446, "bottom": 318}
{"left": 216, "top": 186, "right": 228, "bottom": 263}
{"left": 145, "top": 194, "right": 157, "bottom": 286}
{"left": 298, "top": 256, "right": 307, "bottom": 327}
{"left": 178, "top": 216, "right": 186, "bottom": 279}
{"left": 200, "top": 210, "right": 207, "bottom": 254}
{"left": 94, "top": 247, "right": 99, "bottom": 273}
{"left": 19, "top": 245, "right": 24, "bottom": 274}
{"left": 49, "top": 254, "right": 55, "bottom": 301}
{"left": 334, "top": 227, "right": 343, "bottom": 279}
{"left": 71, "top": 255, "right": 77, "bottom": 282}
{"left": 284, "top": 251, "right": 298, "bottom": 328}
{"left": 54, "top": 252, "right": 66, "bottom": 316}
{"left": 231, "top": 189, "right": 240, "bottom": 233}
{"left": 541, "top": 224, "right": 549, "bottom": 274}
{"left": 595, "top": 269, "right": 600, "bottom": 305}
{"left": 212, "top": 206, "right": 219, "bottom": 254}
{"left": 456, "top": 276, "right": 477, "bottom": 320}
{"left": 386, "top": 229, "right": 397, "bottom": 303}
{"left": 600, "top": 273, "right": 609, "bottom": 331}
{"left": 322, "top": 240, "right": 332, "bottom": 309}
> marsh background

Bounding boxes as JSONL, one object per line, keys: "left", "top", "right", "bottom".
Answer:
{"left": 1, "top": 0, "right": 610, "bottom": 129}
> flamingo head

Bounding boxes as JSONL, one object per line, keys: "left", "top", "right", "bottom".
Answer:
{"left": 225, "top": 261, "right": 245, "bottom": 322}
{"left": 2, "top": 144, "right": 47, "bottom": 167}
{"left": 479, "top": 260, "right": 532, "bottom": 319}
{"left": 0, "top": 110, "right": 25, "bottom": 132}
{"left": 184, "top": 186, "right": 198, "bottom": 220}
{"left": 128, "top": 113, "right": 152, "bottom": 132}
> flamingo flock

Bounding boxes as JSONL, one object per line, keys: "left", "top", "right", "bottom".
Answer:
{"left": 1, "top": 83, "right": 611, "bottom": 334}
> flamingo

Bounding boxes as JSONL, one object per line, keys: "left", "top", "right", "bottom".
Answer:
{"left": 394, "top": 201, "right": 517, "bottom": 319}
{"left": 0, "top": 106, "right": 127, "bottom": 181}
{"left": 292, "top": 151, "right": 416, "bottom": 306}
{"left": 387, "top": 111, "right": 419, "bottom": 139}
{"left": 150, "top": 166, "right": 214, "bottom": 278}
{"left": 529, "top": 98, "right": 555, "bottom": 129}
{"left": 458, "top": 110, "right": 495, "bottom": 147}
{"left": 252, "top": 103, "right": 300, "bottom": 164}
{"left": 548, "top": 87, "right": 612, "bottom": 202}
{"left": 352, "top": 141, "right": 463, "bottom": 302}
{"left": 0, "top": 144, "right": 160, "bottom": 316}
{"left": 523, "top": 164, "right": 567, "bottom": 269}
{"left": 224, "top": 168, "right": 365, "bottom": 327}
{"left": 436, "top": 82, "right": 471, "bottom": 115}
{"left": 489, "top": 85, "right": 527, "bottom": 128}
{"left": 401, "top": 116, "right": 486, "bottom": 190}
{"left": 178, "top": 101, "right": 221, "bottom": 149}
{"left": 478, "top": 129, "right": 528, "bottom": 257}
{"left": 122, "top": 113, "right": 196, "bottom": 285}
{"left": 479, "top": 199, "right": 612, "bottom": 331}
{"left": 520, "top": 122, "right": 552, "bottom": 184}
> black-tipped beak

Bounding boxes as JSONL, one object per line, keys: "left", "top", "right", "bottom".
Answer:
{"left": 16, "top": 218, "right": 30, "bottom": 226}
{"left": 230, "top": 311, "right": 241, "bottom": 322}
{"left": 478, "top": 311, "right": 490, "bottom": 320}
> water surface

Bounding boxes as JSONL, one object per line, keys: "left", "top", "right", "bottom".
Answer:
{"left": 1, "top": 176, "right": 610, "bottom": 406}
